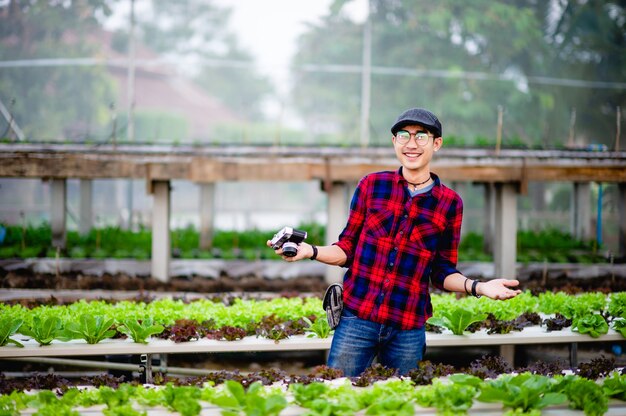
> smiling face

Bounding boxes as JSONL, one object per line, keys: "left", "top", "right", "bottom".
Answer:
{"left": 392, "top": 124, "right": 442, "bottom": 178}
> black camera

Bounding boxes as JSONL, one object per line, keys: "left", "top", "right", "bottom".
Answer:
{"left": 270, "top": 226, "right": 307, "bottom": 257}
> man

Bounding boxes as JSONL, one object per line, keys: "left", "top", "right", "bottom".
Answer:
{"left": 268, "top": 107, "right": 521, "bottom": 376}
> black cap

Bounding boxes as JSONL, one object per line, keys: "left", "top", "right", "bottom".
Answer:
{"left": 390, "top": 108, "right": 442, "bottom": 138}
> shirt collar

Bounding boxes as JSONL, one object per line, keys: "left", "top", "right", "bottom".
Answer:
{"left": 395, "top": 167, "right": 443, "bottom": 198}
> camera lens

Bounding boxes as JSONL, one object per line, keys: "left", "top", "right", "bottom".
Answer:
{"left": 282, "top": 242, "right": 298, "bottom": 257}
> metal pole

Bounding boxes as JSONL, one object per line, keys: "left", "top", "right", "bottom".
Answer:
{"left": 597, "top": 183, "right": 603, "bottom": 248}
{"left": 127, "top": 0, "right": 136, "bottom": 143}
{"left": 616, "top": 106, "right": 621, "bottom": 152}
{"left": 126, "top": 0, "right": 136, "bottom": 230}
{"left": 4, "top": 356, "right": 223, "bottom": 377}
{"left": 359, "top": 0, "right": 372, "bottom": 148}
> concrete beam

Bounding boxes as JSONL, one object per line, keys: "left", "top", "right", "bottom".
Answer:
{"left": 50, "top": 179, "right": 66, "bottom": 249}
{"left": 151, "top": 180, "right": 171, "bottom": 282}
{"left": 494, "top": 183, "right": 518, "bottom": 279}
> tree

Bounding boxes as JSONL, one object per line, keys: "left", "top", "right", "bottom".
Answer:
{"left": 126, "top": 0, "right": 273, "bottom": 122}
{"left": 0, "top": 0, "right": 119, "bottom": 141}
{"left": 290, "top": 0, "right": 625, "bottom": 148}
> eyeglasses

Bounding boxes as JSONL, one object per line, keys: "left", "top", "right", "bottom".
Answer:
{"left": 395, "top": 130, "right": 432, "bottom": 146}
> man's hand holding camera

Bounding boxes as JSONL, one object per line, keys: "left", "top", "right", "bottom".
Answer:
{"left": 266, "top": 226, "right": 313, "bottom": 262}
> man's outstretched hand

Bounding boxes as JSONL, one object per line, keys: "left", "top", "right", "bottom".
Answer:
{"left": 478, "top": 279, "right": 522, "bottom": 300}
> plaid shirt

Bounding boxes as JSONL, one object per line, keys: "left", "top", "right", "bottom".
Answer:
{"left": 334, "top": 168, "right": 463, "bottom": 330}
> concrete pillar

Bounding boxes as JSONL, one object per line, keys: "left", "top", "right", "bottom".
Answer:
{"left": 451, "top": 182, "right": 469, "bottom": 237}
{"left": 199, "top": 183, "right": 215, "bottom": 250}
{"left": 326, "top": 181, "right": 350, "bottom": 284}
{"left": 571, "top": 182, "right": 591, "bottom": 241}
{"left": 494, "top": 183, "right": 517, "bottom": 279}
{"left": 151, "top": 180, "right": 171, "bottom": 282}
{"left": 483, "top": 183, "right": 495, "bottom": 255}
{"left": 50, "top": 179, "right": 67, "bottom": 249}
{"left": 79, "top": 179, "right": 93, "bottom": 235}
{"left": 617, "top": 183, "right": 626, "bottom": 259}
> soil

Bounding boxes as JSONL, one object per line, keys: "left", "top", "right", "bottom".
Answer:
{"left": 0, "top": 270, "right": 329, "bottom": 298}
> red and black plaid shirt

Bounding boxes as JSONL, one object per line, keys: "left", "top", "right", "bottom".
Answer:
{"left": 334, "top": 168, "right": 463, "bottom": 330}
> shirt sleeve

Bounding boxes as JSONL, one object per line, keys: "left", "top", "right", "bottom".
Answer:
{"left": 333, "top": 175, "right": 369, "bottom": 268}
{"left": 430, "top": 194, "right": 463, "bottom": 290}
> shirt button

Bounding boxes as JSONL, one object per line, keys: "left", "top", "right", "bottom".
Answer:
{"left": 399, "top": 231, "right": 404, "bottom": 235}
{"left": 394, "top": 247, "right": 398, "bottom": 251}
{"left": 404, "top": 214, "right": 408, "bottom": 218}
{"left": 389, "top": 262, "right": 394, "bottom": 266}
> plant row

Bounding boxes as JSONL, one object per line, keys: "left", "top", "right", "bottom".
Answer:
{"left": 0, "top": 297, "right": 329, "bottom": 347}
{"left": 0, "top": 223, "right": 606, "bottom": 263}
{"left": 3, "top": 291, "right": 626, "bottom": 348}
{"left": 428, "top": 290, "right": 626, "bottom": 338}
{"left": 2, "top": 364, "right": 626, "bottom": 415}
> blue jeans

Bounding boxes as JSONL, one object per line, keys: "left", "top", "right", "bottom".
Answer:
{"left": 327, "top": 308, "right": 426, "bottom": 377}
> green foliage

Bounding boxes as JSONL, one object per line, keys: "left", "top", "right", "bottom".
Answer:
{"left": 0, "top": 317, "right": 24, "bottom": 348}
{"left": 161, "top": 384, "right": 201, "bottom": 416}
{"left": 117, "top": 111, "right": 188, "bottom": 143}
{"left": 477, "top": 373, "right": 567, "bottom": 414}
{"left": 63, "top": 314, "right": 116, "bottom": 344}
{"left": 0, "top": 222, "right": 599, "bottom": 263}
{"left": 427, "top": 308, "right": 488, "bottom": 335}
{"left": 303, "top": 316, "right": 332, "bottom": 339}
{"left": 556, "top": 375, "right": 608, "bottom": 416}
{"left": 117, "top": 318, "right": 164, "bottom": 344}
{"left": 414, "top": 377, "right": 478, "bottom": 414}
{"left": 212, "top": 380, "right": 287, "bottom": 416}
{"left": 292, "top": 0, "right": 625, "bottom": 148}
{"left": 602, "top": 371, "right": 626, "bottom": 401}
{"left": 0, "top": 1, "right": 116, "bottom": 141}
{"left": 572, "top": 314, "right": 609, "bottom": 338}
{"left": 608, "top": 292, "right": 626, "bottom": 318}
{"left": 19, "top": 316, "right": 64, "bottom": 346}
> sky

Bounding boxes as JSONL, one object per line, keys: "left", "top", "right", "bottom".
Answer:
{"left": 215, "top": 0, "right": 333, "bottom": 94}
{"left": 106, "top": 0, "right": 368, "bottom": 121}
{"left": 214, "top": 0, "right": 367, "bottom": 119}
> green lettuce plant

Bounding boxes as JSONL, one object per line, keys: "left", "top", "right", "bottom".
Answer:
{"left": 117, "top": 318, "right": 164, "bottom": 344}
{"left": 303, "top": 316, "right": 332, "bottom": 339}
{"left": 427, "top": 308, "right": 488, "bottom": 335}
{"left": 212, "top": 380, "right": 287, "bottom": 416}
{"left": 19, "top": 316, "right": 64, "bottom": 346}
{"left": 62, "top": 314, "right": 116, "bottom": 344}
{"left": 477, "top": 373, "right": 567, "bottom": 414}
{"left": 572, "top": 314, "right": 609, "bottom": 338}
{"left": 0, "top": 317, "right": 24, "bottom": 347}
